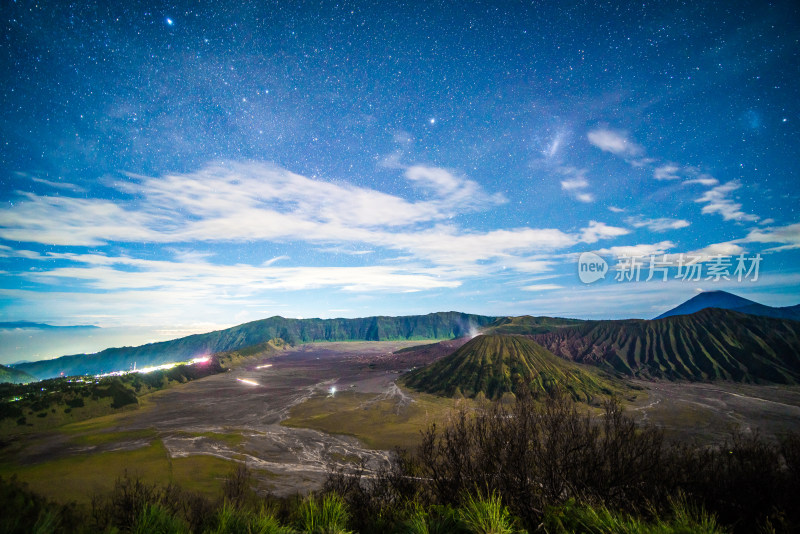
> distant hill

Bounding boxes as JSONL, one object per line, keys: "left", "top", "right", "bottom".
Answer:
{"left": 533, "top": 308, "right": 800, "bottom": 383}
{"left": 15, "top": 312, "right": 496, "bottom": 380}
{"left": 654, "top": 290, "right": 800, "bottom": 320}
{"left": 483, "top": 315, "right": 585, "bottom": 335}
{"left": 0, "top": 364, "right": 36, "bottom": 384}
{"left": 402, "top": 334, "right": 619, "bottom": 402}
{"left": 0, "top": 321, "right": 99, "bottom": 330}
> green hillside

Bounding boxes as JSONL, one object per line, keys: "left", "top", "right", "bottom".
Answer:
{"left": 16, "top": 312, "right": 496, "bottom": 379}
{"left": 402, "top": 334, "right": 619, "bottom": 402}
{"left": 484, "top": 315, "right": 585, "bottom": 335}
{"left": 532, "top": 308, "right": 800, "bottom": 383}
{"left": 0, "top": 364, "right": 36, "bottom": 384}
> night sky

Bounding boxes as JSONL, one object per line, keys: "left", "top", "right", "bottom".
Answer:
{"left": 2, "top": 1, "right": 800, "bottom": 348}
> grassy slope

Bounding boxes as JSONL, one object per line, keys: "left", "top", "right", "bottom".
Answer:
{"left": 532, "top": 308, "right": 800, "bottom": 383}
{"left": 484, "top": 315, "right": 586, "bottom": 335}
{"left": 17, "top": 312, "right": 496, "bottom": 379}
{"left": 0, "top": 438, "right": 239, "bottom": 503}
{"left": 282, "top": 389, "right": 466, "bottom": 450}
{"left": 0, "top": 364, "right": 36, "bottom": 384}
{"left": 401, "top": 334, "right": 624, "bottom": 402}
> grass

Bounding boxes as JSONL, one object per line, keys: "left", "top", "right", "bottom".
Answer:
{"left": 297, "top": 493, "right": 351, "bottom": 534}
{"left": 0, "top": 438, "right": 240, "bottom": 503}
{"left": 282, "top": 389, "right": 463, "bottom": 450}
{"left": 541, "top": 496, "right": 726, "bottom": 534}
{"left": 458, "top": 492, "right": 517, "bottom": 534}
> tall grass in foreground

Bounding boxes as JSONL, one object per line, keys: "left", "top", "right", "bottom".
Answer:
{"left": 458, "top": 492, "right": 519, "bottom": 534}
{"left": 541, "top": 496, "right": 726, "bottom": 534}
{"left": 297, "top": 493, "right": 351, "bottom": 534}
{"left": 133, "top": 503, "right": 189, "bottom": 534}
{"left": 207, "top": 502, "right": 289, "bottom": 534}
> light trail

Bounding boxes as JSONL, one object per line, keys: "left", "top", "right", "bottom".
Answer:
{"left": 237, "top": 378, "right": 260, "bottom": 386}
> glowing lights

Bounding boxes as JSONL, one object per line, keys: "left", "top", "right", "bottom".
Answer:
{"left": 94, "top": 354, "right": 212, "bottom": 378}
{"left": 255, "top": 363, "right": 272, "bottom": 369}
{"left": 329, "top": 386, "right": 337, "bottom": 397}
{"left": 237, "top": 378, "right": 260, "bottom": 386}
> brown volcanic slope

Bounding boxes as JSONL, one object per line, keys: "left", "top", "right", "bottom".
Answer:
{"left": 531, "top": 308, "right": 800, "bottom": 383}
{"left": 401, "top": 334, "right": 620, "bottom": 402}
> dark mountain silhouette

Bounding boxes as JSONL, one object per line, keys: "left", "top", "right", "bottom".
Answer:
{"left": 655, "top": 290, "right": 800, "bottom": 320}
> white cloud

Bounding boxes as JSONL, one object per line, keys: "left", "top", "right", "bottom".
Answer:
{"left": 608, "top": 206, "right": 625, "bottom": 213}
{"left": 580, "top": 220, "right": 630, "bottom": 243}
{"left": 741, "top": 222, "right": 800, "bottom": 251}
{"left": 587, "top": 128, "right": 642, "bottom": 157}
{"left": 695, "top": 180, "right": 759, "bottom": 222}
{"left": 625, "top": 216, "right": 691, "bottom": 232}
{"left": 558, "top": 167, "right": 594, "bottom": 202}
{"left": 521, "top": 284, "right": 562, "bottom": 291}
{"left": 31, "top": 177, "right": 87, "bottom": 192}
{"left": 653, "top": 164, "right": 680, "bottom": 180}
{"left": 688, "top": 241, "right": 745, "bottom": 259}
{"left": 1, "top": 162, "right": 640, "bottom": 320}
{"left": 560, "top": 176, "right": 589, "bottom": 190}
{"left": 596, "top": 241, "right": 675, "bottom": 258}
{"left": 684, "top": 174, "right": 719, "bottom": 186}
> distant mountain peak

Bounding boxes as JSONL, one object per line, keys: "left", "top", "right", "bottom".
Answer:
{"left": 655, "top": 290, "right": 800, "bottom": 321}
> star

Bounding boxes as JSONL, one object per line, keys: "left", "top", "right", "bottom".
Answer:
{"left": 166, "top": 17, "right": 174, "bottom": 26}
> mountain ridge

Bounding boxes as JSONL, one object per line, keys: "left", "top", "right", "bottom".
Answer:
{"left": 532, "top": 308, "right": 800, "bottom": 383}
{"left": 655, "top": 290, "right": 800, "bottom": 320}
{"left": 15, "top": 312, "right": 496, "bottom": 380}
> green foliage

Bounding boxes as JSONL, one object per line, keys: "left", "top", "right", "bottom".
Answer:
{"left": 458, "top": 492, "right": 520, "bottom": 534}
{"left": 133, "top": 503, "right": 189, "bottom": 534}
{"left": 208, "top": 502, "right": 289, "bottom": 534}
{"left": 399, "top": 503, "right": 462, "bottom": 534}
{"left": 297, "top": 493, "right": 351, "bottom": 534}
{"left": 541, "top": 496, "right": 725, "bottom": 534}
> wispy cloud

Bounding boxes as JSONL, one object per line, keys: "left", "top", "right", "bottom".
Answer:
{"left": 558, "top": 167, "right": 594, "bottom": 202}
{"left": 596, "top": 241, "right": 675, "bottom": 258}
{"left": 521, "top": 284, "right": 562, "bottom": 291}
{"left": 741, "top": 222, "right": 800, "bottom": 251}
{"left": 653, "top": 164, "right": 681, "bottom": 181}
{"left": 625, "top": 216, "right": 690, "bottom": 232}
{"left": 580, "top": 221, "right": 630, "bottom": 243}
{"left": 587, "top": 128, "right": 642, "bottom": 157}
{"left": 0, "top": 162, "right": 640, "bottom": 323}
{"left": 695, "top": 180, "right": 759, "bottom": 222}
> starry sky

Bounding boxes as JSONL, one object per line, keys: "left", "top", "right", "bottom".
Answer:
{"left": 2, "top": 0, "right": 800, "bottom": 353}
